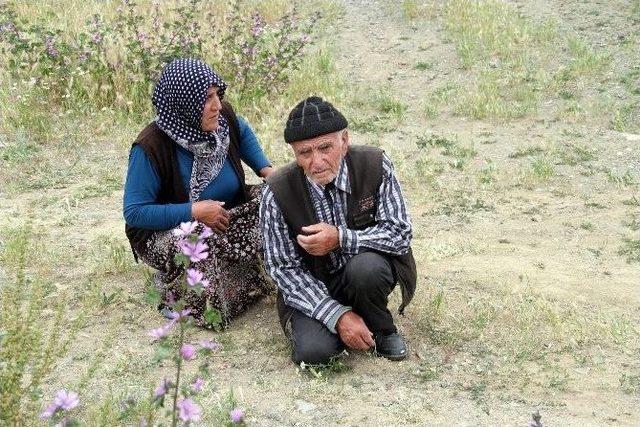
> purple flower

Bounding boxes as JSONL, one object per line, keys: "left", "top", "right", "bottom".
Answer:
{"left": 40, "top": 403, "right": 58, "bottom": 419}
{"left": 53, "top": 390, "right": 79, "bottom": 410}
{"left": 91, "top": 32, "right": 102, "bottom": 44}
{"left": 173, "top": 221, "right": 198, "bottom": 238}
{"left": 191, "top": 377, "right": 205, "bottom": 392}
{"left": 186, "top": 268, "right": 210, "bottom": 288}
{"left": 154, "top": 378, "right": 172, "bottom": 398}
{"left": 179, "top": 240, "right": 209, "bottom": 262}
{"left": 148, "top": 320, "right": 175, "bottom": 341}
{"left": 199, "top": 225, "right": 214, "bottom": 239}
{"left": 229, "top": 408, "right": 244, "bottom": 423}
{"left": 177, "top": 398, "right": 202, "bottom": 422}
{"left": 40, "top": 389, "right": 79, "bottom": 418}
{"left": 251, "top": 12, "right": 265, "bottom": 37}
{"left": 44, "top": 36, "right": 59, "bottom": 58}
{"left": 167, "top": 309, "right": 191, "bottom": 320}
{"left": 180, "top": 344, "right": 196, "bottom": 361}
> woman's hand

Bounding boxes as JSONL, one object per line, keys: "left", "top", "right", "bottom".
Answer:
{"left": 259, "top": 166, "right": 274, "bottom": 178}
{"left": 191, "top": 200, "right": 229, "bottom": 233}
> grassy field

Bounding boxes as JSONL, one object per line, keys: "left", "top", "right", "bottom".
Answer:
{"left": 1, "top": 0, "right": 639, "bottom": 425}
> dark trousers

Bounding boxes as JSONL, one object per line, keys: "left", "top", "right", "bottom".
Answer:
{"left": 278, "top": 251, "right": 397, "bottom": 364}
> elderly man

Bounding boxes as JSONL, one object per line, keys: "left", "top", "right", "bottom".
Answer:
{"left": 260, "top": 97, "right": 416, "bottom": 364}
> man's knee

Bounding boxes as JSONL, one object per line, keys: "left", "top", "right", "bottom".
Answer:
{"left": 292, "top": 335, "right": 342, "bottom": 365}
{"left": 343, "top": 252, "right": 394, "bottom": 291}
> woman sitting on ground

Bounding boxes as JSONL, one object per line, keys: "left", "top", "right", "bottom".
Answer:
{"left": 123, "top": 58, "right": 274, "bottom": 327}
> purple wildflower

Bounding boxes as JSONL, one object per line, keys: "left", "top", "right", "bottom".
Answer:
{"left": 179, "top": 240, "right": 209, "bottom": 262}
{"left": 186, "top": 268, "right": 210, "bottom": 288}
{"left": 229, "top": 408, "right": 244, "bottom": 423}
{"left": 177, "top": 398, "right": 202, "bottom": 422}
{"left": 167, "top": 309, "right": 191, "bottom": 321}
{"left": 40, "top": 403, "right": 58, "bottom": 419}
{"left": 191, "top": 377, "right": 205, "bottom": 392}
{"left": 199, "top": 340, "right": 221, "bottom": 351}
{"left": 148, "top": 320, "right": 175, "bottom": 341}
{"left": 180, "top": 344, "right": 197, "bottom": 361}
{"left": 251, "top": 12, "right": 265, "bottom": 37}
{"left": 199, "top": 225, "right": 214, "bottom": 239}
{"left": 173, "top": 221, "right": 198, "bottom": 238}
{"left": 44, "top": 36, "right": 59, "bottom": 58}
{"left": 41, "top": 389, "right": 79, "bottom": 418}
{"left": 154, "top": 378, "right": 172, "bottom": 398}
{"left": 54, "top": 390, "right": 79, "bottom": 410}
{"left": 91, "top": 32, "right": 102, "bottom": 44}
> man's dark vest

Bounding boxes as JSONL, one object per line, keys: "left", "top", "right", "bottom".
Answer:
{"left": 125, "top": 101, "right": 247, "bottom": 261}
{"left": 266, "top": 145, "right": 417, "bottom": 314}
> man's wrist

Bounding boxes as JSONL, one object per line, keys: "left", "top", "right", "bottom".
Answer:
{"left": 326, "top": 306, "right": 352, "bottom": 334}
{"left": 338, "top": 226, "right": 358, "bottom": 254}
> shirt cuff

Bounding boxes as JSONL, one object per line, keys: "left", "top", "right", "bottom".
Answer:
{"left": 326, "top": 306, "right": 352, "bottom": 334}
{"left": 338, "top": 226, "right": 359, "bottom": 255}
{"left": 179, "top": 202, "right": 193, "bottom": 223}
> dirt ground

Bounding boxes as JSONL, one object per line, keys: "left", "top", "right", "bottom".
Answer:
{"left": 1, "top": 0, "right": 639, "bottom": 425}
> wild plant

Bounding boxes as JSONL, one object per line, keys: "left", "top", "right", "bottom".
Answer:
{"left": 140, "top": 220, "right": 244, "bottom": 426}
{"left": 0, "top": 0, "right": 319, "bottom": 118}
{"left": 0, "top": 225, "right": 82, "bottom": 425}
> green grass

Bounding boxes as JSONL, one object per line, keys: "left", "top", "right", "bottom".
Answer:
{"left": 417, "top": 279, "right": 638, "bottom": 395}
{"left": 619, "top": 238, "right": 640, "bottom": 263}
{"left": 414, "top": 61, "right": 435, "bottom": 71}
{"left": 442, "top": 0, "right": 614, "bottom": 121}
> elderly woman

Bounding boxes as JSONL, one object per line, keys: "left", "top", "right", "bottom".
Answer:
{"left": 123, "top": 58, "right": 274, "bottom": 327}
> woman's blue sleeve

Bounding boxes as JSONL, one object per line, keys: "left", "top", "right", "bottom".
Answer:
{"left": 237, "top": 116, "right": 271, "bottom": 175}
{"left": 123, "top": 145, "right": 193, "bottom": 230}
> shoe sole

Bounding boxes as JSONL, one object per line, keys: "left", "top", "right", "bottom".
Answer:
{"left": 375, "top": 350, "right": 407, "bottom": 361}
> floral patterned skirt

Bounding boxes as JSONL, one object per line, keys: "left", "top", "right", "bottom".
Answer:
{"left": 137, "top": 188, "right": 274, "bottom": 328}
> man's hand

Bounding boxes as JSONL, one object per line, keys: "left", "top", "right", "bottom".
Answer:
{"left": 192, "top": 200, "right": 229, "bottom": 233}
{"left": 296, "top": 222, "right": 339, "bottom": 256}
{"left": 336, "top": 311, "right": 375, "bottom": 350}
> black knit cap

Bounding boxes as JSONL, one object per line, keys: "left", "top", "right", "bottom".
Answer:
{"left": 284, "top": 96, "right": 348, "bottom": 144}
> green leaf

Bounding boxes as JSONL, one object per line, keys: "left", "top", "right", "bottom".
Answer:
{"left": 203, "top": 308, "right": 222, "bottom": 327}
{"left": 152, "top": 341, "right": 173, "bottom": 363}
{"left": 144, "top": 285, "right": 162, "bottom": 308}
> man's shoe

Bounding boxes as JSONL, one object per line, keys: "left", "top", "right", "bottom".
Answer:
{"left": 374, "top": 333, "right": 407, "bottom": 361}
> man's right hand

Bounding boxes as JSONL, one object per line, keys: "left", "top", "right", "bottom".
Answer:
{"left": 191, "top": 200, "right": 229, "bottom": 233}
{"left": 336, "top": 311, "right": 375, "bottom": 350}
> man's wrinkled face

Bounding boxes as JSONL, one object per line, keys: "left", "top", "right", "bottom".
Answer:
{"left": 291, "top": 129, "right": 349, "bottom": 186}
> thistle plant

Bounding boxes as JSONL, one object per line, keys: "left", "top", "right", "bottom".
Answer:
{"left": 144, "top": 220, "right": 226, "bottom": 426}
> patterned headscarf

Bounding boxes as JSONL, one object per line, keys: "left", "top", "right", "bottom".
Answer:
{"left": 152, "top": 58, "right": 230, "bottom": 202}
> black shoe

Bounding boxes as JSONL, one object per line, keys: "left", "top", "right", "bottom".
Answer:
{"left": 374, "top": 333, "right": 407, "bottom": 361}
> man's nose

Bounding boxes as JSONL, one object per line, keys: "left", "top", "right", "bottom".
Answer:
{"left": 310, "top": 151, "right": 322, "bottom": 168}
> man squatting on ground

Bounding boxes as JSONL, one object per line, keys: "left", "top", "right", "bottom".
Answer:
{"left": 260, "top": 97, "right": 417, "bottom": 364}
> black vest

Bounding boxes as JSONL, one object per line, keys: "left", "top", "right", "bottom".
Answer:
{"left": 266, "top": 145, "right": 417, "bottom": 314}
{"left": 125, "top": 102, "right": 247, "bottom": 261}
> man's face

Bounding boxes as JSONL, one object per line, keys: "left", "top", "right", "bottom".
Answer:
{"left": 291, "top": 130, "right": 349, "bottom": 186}
{"left": 201, "top": 86, "right": 222, "bottom": 132}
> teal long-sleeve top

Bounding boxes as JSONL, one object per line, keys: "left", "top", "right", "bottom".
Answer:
{"left": 123, "top": 117, "right": 270, "bottom": 230}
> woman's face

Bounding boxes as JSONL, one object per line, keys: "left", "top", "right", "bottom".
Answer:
{"left": 201, "top": 86, "right": 222, "bottom": 132}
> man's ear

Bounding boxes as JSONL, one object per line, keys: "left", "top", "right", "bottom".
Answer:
{"left": 341, "top": 129, "right": 349, "bottom": 153}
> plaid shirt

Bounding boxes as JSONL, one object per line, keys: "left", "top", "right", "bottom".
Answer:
{"left": 259, "top": 153, "right": 412, "bottom": 332}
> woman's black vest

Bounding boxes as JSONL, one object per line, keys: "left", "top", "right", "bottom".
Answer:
{"left": 266, "top": 145, "right": 417, "bottom": 314}
{"left": 124, "top": 102, "right": 247, "bottom": 261}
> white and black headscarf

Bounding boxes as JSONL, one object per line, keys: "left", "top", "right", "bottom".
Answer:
{"left": 152, "top": 58, "right": 230, "bottom": 202}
